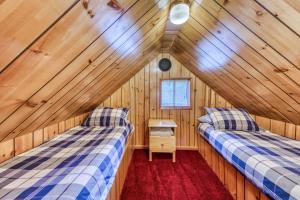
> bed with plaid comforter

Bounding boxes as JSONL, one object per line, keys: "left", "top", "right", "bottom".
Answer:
{"left": 198, "top": 123, "right": 300, "bottom": 200}
{"left": 0, "top": 124, "right": 133, "bottom": 200}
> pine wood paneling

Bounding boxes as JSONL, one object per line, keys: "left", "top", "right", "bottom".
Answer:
{"left": 33, "top": 129, "right": 44, "bottom": 147}
{"left": 198, "top": 135, "right": 269, "bottom": 200}
{"left": 102, "top": 54, "right": 225, "bottom": 149}
{"left": 15, "top": 133, "right": 33, "bottom": 155}
{"left": 1, "top": 0, "right": 299, "bottom": 198}
{"left": 103, "top": 52, "right": 299, "bottom": 150}
{"left": 0, "top": 0, "right": 169, "bottom": 142}
{"left": 0, "top": 111, "right": 132, "bottom": 200}
{"left": 0, "top": 113, "right": 88, "bottom": 164}
{"left": 1, "top": 0, "right": 299, "bottom": 148}
{"left": 0, "top": 0, "right": 136, "bottom": 124}
{"left": 170, "top": 0, "right": 300, "bottom": 125}
{"left": 0, "top": 0, "right": 77, "bottom": 71}
{"left": 253, "top": 0, "right": 300, "bottom": 35}
{"left": 196, "top": 89, "right": 300, "bottom": 200}
{"left": 0, "top": 140, "right": 14, "bottom": 164}
{"left": 212, "top": 0, "right": 300, "bottom": 68}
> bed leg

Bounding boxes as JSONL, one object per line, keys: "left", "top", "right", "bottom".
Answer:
{"left": 172, "top": 151, "right": 176, "bottom": 163}
{"left": 149, "top": 151, "right": 152, "bottom": 161}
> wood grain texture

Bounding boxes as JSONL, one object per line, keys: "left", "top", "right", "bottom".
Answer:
{"left": 0, "top": 0, "right": 78, "bottom": 72}
{"left": 196, "top": 89, "right": 300, "bottom": 200}
{"left": 0, "top": 113, "right": 88, "bottom": 164}
{"left": 1, "top": 0, "right": 299, "bottom": 198}
{"left": 100, "top": 50, "right": 298, "bottom": 198}
{"left": 102, "top": 52, "right": 300, "bottom": 149}
{"left": 0, "top": 111, "right": 133, "bottom": 200}
{"left": 198, "top": 134, "right": 270, "bottom": 200}
{"left": 102, "top": 54, "right": 227, "bottom": 149}
{"left": 105, "top": 132, "right": 134, "bottom": 200}
{"left": 0, "top": 0, "right": 299, "bottom": 146}
{"left": 0, "top": 0, "right": 169, "bottom": 142}
{"left": 170, "top": 0, "right": 300, "bottom": 125}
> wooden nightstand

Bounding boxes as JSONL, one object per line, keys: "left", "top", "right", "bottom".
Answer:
{"left": 148, "top": 119, "right": 177, "bottom": 162}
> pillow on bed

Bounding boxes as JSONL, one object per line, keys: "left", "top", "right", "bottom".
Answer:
{"left": 198, "top": 115, "right": 212, "bottom": 124}
{"left": 205, "top": 107, "right": 259, "bottom": 132}
{"left": 82, "top": 107, "right": 129, "bottom": 127}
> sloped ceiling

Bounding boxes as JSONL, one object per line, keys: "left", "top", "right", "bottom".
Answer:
{"left": 0, "top": 0, "right": 169, "bottom": 141}
{"left": 0, "top": 0, "right": 299, "bottom": 142}
{"left": 170, "top": 0, "right": 300, "bottom": 124}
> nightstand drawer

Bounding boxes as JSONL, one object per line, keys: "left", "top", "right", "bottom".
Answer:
{"left": 149, "top": 136, "right": 175, "bottom": 151}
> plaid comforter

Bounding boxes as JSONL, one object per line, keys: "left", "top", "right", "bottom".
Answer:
{"left": 198, "top": 123, "right": 300, "bottom": 200}
{"left": 0, "top": 124, "right": 133, "bottom": 200}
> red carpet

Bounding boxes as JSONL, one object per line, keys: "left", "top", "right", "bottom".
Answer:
{"left": 121, "top": 150, "right": 233, "bottom": 200}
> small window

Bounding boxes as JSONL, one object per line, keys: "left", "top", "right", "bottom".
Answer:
{"left": 160, "top": 78, "right": 191, "bottom": 109}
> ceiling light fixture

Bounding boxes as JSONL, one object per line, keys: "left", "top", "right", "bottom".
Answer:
{"left": 169, "top": 1, "right": 190, "bottom": 25}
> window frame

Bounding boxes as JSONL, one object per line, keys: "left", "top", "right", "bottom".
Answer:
{"left": 159, "top": 78, "right": 192, "bottom": 110}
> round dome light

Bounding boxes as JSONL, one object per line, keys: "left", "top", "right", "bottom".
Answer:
{"left": 170, "top": 3, "right": 189, "bottom": 25}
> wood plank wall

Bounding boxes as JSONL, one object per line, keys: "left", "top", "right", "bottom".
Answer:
{"left": 102, "top": 53, "right": 300, "bottom": 199}
{"left": 101, "top": 53, "right": 225, "bottom": 149}
{"left": 197, "top": 86, "right": 300, "bottom": 200}
{"left": 102, "top": 53, "right": 300, "bottom": 149}
{"left": 1, "top": 0, "right": 299, "bottom": 147}
{"left": 0, "top": 0, "right": 169, "bottom": 143}
{"left": 0, "top": 113, "right": 88, "bottom": 164}
{"left": 171, "top": 0, "right": 300, "bottom": 125}
{"left": 197, "top": 134, "right": 271, "bottom": 200}
{"left": 206, "top": 86, "right": 300, "bottom": 139}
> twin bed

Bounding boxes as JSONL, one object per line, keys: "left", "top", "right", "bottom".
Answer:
{"left": 1, "top": 106, "right": 300, "bottom": 200}
{"left": 198, "top": 108, "right": 300, "bottom": 200}
{"left": 0, "top": 108, "right": 133, "bottom": 200}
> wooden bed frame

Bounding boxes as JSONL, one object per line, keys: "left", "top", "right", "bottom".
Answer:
{"left": 108, "top": 130, "right": 271, "bottom": 200}
{"left": 106, "top": 132, "right": 134, "bottom": 200}
{"left": 197, "top": 133, "right": 270, "bottom": 200}
{"left": 107, "top": 130, "right": 272, "bottom": 200}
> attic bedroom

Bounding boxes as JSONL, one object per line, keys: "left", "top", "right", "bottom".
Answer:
{"left": 0, "top": 0, "right": 299, "bottom": 199}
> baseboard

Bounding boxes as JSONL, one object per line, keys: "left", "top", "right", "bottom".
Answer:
{"left": 176, "top": 146, "right": 198, "bottom": 150}
{"left": 133, "top": 145, "right": 148, "bottom": 149}
{"left": 133, "top": 145, "right": 198, "bottom": 151}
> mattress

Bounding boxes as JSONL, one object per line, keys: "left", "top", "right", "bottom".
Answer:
{"left": 198, "top": 123, "right": 300, "bottom": 200}
{"left": 0, "top": 124, "right": 133, "bottom": 200}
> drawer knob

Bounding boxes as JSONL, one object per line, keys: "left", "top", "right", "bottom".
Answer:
{"left": 161, "top": 144, "right": 164, "bottom": 147}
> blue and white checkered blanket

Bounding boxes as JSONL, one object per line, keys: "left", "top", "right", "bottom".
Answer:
{"left": 0, "top": 124, "right": 133, "bottom": 200}
{"left": 198, "top": 123, "right": 300, "bottom": 200}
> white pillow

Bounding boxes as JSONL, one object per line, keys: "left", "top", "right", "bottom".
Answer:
{"left": 198, "top": 115, "right": 212, "bottom": 124}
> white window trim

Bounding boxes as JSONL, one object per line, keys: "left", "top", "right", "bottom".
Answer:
{"left": 160, "top": 78, "right": 191, "bottom": 110}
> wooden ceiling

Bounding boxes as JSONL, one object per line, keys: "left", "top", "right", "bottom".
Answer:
{"left": 0, "top": 0, "right": 169, "bottom": 141}
{"left": 171, "top": 0, "right": 300, "bottom": 124}
{"left": 0, "top": 0, "right": 299, "bottom": 141}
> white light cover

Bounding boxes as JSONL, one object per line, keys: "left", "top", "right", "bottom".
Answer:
{"left": 170, "top": 3, "right": 189, "bottom": 25}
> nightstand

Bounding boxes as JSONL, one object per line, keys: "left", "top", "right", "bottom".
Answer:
{"left": 148, "top": 119, "right": 177, "bottom": 162}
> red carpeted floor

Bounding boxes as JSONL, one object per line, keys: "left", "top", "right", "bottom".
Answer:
{"left": 121, "top": 150, "right": 233, "bottom": 200}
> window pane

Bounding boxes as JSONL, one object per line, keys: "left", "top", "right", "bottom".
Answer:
{"left": 160, "top": 79, "right": 190, "bottom": 109}
{"left": 161, "top": 80, "right": 174, "bottom": 107}
{"left": 175, "top": 80, "right": 190, "bottom": 107}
